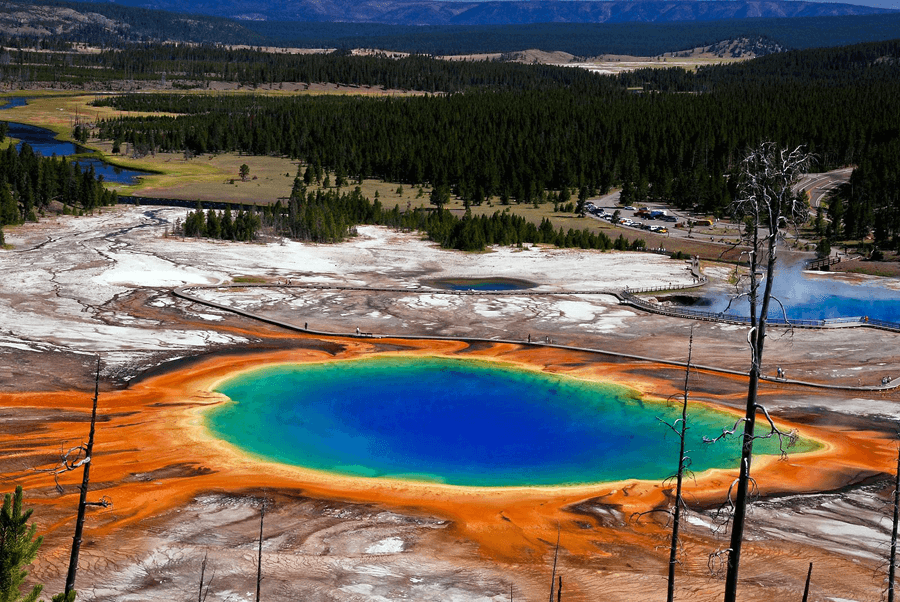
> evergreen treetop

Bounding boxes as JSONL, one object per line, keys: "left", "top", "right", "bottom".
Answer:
{"left": 0, "top": 486, "right": 43, "bottom": 602}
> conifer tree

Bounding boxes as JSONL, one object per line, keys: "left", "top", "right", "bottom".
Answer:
{"left": 0, "top": 486, "right": 43, "bottom": 602}
{"left": 0, "top": 186, "right": 17, "bottom": 226}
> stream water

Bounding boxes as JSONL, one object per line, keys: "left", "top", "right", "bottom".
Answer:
{"left": 1, "top": 97, "right": 149, "bottom": 184}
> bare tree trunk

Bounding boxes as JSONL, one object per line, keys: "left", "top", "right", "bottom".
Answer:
{"left": 556, "top": 575, "right": 562, "bottom": 602}
{"left": 199, "top": 552, "right": 208, "bottom": 602}
{"left": 64, "top": 357, "right": 100, "bottom": 597}
{"left": 725, "top": 209, "right": 778, "bottom": 602}
{"left": 722, "top": 143, "right": 809, "bottom": 602}
{"left": 548, "top": 524, "right": 560, "bottom": 602}
{"left": 256, "top": 503, "right": 265, "bottom": 602}
{"left": 802, "top": 562, "right": 812, "bottom": 602}
{"left": 667, "top": 331, "right": 694, "bottom": 602}
{"left": 889, "top": 446, "right": 900, "bottom": 602}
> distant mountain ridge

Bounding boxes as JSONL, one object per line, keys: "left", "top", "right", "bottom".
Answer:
{"left": 0, "top": 0, "right": 267, "bottom": 44}
{"left": 61, "top": 0, "right": 893, "bottom": 25}
{"left": 2, "top": 0, "right": 898, "bottom": 56}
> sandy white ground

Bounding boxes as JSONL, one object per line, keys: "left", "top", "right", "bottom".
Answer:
{"left": 0, "top": 206, "right": 695, "bottom": 376}
{"left": 4, "top": 205, "right": 900, "bottom": 601}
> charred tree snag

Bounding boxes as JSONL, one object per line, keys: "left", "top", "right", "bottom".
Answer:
{"left": 705, "top": 143, "right": 810, "bottom": 602}
{"left": 666, "top": 330, "right": 694, "bottom": 602}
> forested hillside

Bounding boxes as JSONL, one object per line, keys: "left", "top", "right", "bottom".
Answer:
{"left": 0, "top": 44, "right": 610, "bottom": 91}
{"left": 0, "top": 0, "right": 266, "bottom": 46}
{"left": 245, "top": 14, "right": 900, "bottom": 56}
{"left": 4, "top": 38, "right": 896, "bottom": 251}
{"left": 90, "top": 39, "right": 900, "bottom": 251}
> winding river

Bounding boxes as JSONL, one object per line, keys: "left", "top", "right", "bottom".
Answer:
{"left": 1, "top": 96, "right": 149, "bottom": 184}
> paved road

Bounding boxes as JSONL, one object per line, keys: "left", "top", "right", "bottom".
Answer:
{"left": 797, "top": 167, "right": 853, "bottom": 210}
{"left": 586, "top": 166, "right": 854, "bottom": 249}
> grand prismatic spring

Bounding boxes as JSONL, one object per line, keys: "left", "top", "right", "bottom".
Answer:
{"left": 206, "top": 356, "right": 818, "bottom": 487}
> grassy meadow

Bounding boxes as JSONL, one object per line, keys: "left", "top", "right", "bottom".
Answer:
{"left": 1, "top": 89, "right": 731, "bottom": 256}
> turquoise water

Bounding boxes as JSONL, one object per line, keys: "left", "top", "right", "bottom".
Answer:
{"left": 702, "top": 263, "right": 900, "bottom": 323}
{"left": 206, "top": 357, "right": 816, "bottom": 487}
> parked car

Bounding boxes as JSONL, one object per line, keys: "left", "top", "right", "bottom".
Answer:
{"left": 623, "top": 206, "right": 636, "bottom": 211}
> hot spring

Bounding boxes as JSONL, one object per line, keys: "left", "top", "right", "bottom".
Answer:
{"left": 702, "top": 262, "right": 900, "bottom": 323}
{"left": 205, "top": 356, "right": 817, "bottom": 487}
{"left": 427, "top": 277, "right": 536, "bottom": 291}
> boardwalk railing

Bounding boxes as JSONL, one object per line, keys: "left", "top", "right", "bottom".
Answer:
{"left": 806, "top": 255, "right": 841, "bottom": 270}
{"left": 623, "top": 278, "right": 708, "bottom": 295}
{"left": 175, "top": 284, "right": 900, "bottom": 391}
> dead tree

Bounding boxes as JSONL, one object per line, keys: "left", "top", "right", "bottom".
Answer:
{"left": 630, "top": 331, "right": 697, "bottom": 599}
{"left": 256, "top": 501, "right": 265, "bottom": 602}
{"left": 198, "top": 553, "right": 208, "bottom": 602}
{"left": 35, "top": 357, "right": 111, "bottom": 599}
{"left": 197, "top": 551, "right": 215, "bottom": 602}
{"left": 64, "top": 357, "right": 111, "bottom": 597}
{"left": 665, "top": 330, "right": 695, "bottom": 602}
{"left": 802, "top": 562, "right": 812, "bottom": 602}
{"left": 548, "top": 523, "right": 560, "bottom": 602}
{"left": 705, "top": 143, "right": 810, "bottom": 602}
{"left": 888, "top": 445, "right": 900, "bottom": 602}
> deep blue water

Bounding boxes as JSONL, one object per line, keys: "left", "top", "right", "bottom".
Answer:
{"left": 5, "top": 121, "right": 83, "bottom": 156}
{"left": 1, "top": 98, "right": 149, "bottom": 184}
{"left": 206, "top": 356, "right": 816, "bottom": 487}
{"left": 0, "top": 97, "right": 28, "bottom": 110}
{"left": 705, "top": 265, "right": 900, "bottom": 323}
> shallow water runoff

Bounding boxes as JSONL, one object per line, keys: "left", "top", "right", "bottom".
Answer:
{"left": 206, "top": 356, "right": 817, "bottom": 487}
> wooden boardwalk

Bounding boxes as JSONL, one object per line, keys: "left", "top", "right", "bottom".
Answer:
{"left": 173, "top": 283, "right": 899, "bottom": 392}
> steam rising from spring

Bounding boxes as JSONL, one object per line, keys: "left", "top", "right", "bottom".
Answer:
{"left": 705, "top": 259, "right": 900, "bottom": 322}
